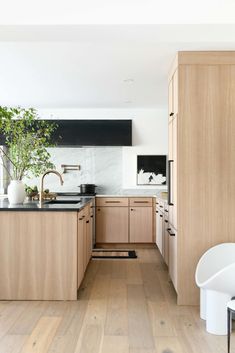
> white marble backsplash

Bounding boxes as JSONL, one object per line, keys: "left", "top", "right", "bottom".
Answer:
{"left": 24, "top": 147, "right": 123, "bottom": 194}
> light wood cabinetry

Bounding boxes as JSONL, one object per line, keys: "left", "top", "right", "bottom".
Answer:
{"left": 77, "top": 209, "right": 85, "bottom": 289}
{"left": 0, "top": 201, "right": 94, "bottom": 300}
{"left": 0, "top": 211, "right": 78, "bottom": 300}
{"left": 168, "top": 116, "right": 177, "bottom": 230}
{"left": 168, "top": 51, "right": 235, "bottom": 305}
{"left": 129, "top": 197, "right": 153, "bottom": 207}
{"left": 156, "top": 209, "right": 163, "bottom": 254}
{"left": 77, "top": 202, "right": 93, "bottom": 288}
{"left": 96, "top": 197, "right": 128, "bottom": 207}
{"left": 96, "top": 206, "right": 129, "bottom": 243}
{"left": 168, "top": 226, "right": 177, "bottom": 291}
{"left": 96, "top": 197, "right": 154, "bottom": 243}
{"left": 130, "top": 206, "right": 153, "bottom": 243}
{"left": 163, "top": 217, "right": 169, "bottom": 266}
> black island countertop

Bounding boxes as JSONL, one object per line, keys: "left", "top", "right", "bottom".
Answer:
{"left": 0, "top": 196, "right": 94, "bottom": 212}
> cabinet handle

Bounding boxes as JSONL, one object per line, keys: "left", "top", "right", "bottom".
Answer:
{"left": 169, "top": 112, "right": 174, "bottom": 116}
{"left": 156, "top": 211, "right": 159, "bottom": 213}
{"left": 97, "top": 208, "right": 100, "bottom": 211}
{"left": 90, "top": 215, "right": 93, "bottom": 218}
{"left": 167, "top": 228, "right": 175, "bottom": 236}
{"left": 160, "top": 215, "right": 163, "bottom": 218}
{"left": 86, "top": 220, "right": 89, "bottom": 224}
{"left": 160, "top": 205, "right": 163, "bottom": 208}
{"left": 82, "top": 215, "right": 85, "bottom": 218}
{"left": 156, "top": 202, "right": 159, "bottom": 205}
{"left": 165, "top": 210, "right": 168, "bottom": 212}
{"left": 130, "top": 208, "right": 134, "bottom": 211}
{"left": 105, "top": 201, "right": 121, "bottom": 203}
{"left": 79, "top": 217, "right": 83, "bottom": 221}
{"left": 133, "top": 201, "right": 148, "bottom": 203}
{"left": 165, "top": 220, "right": 168, "bottom": 223}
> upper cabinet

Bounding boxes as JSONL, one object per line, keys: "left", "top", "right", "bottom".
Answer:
{"left": 168, "top": 69, "right": 178, "bottom": 121}
{"left": 0, "top": 119, "right": 132, "bottom": 147}
{"left": 51, "top": 119, "right": 132, "bottom": 146}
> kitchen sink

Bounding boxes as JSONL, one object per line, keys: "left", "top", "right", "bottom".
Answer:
{"left": 45, "top": 200, "right": 81, "bottom": 205}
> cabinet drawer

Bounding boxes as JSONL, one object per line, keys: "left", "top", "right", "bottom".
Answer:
{"left": 96, "top": 197, "right": 129, "bottom": 207}
{"left": 129, "top": 197, "right": 153, "bottom": 207}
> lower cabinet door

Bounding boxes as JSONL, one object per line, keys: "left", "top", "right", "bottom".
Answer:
{"left": 163, "top": 220, "right": 169, "bottom": 266}
{"left": 130, "top": 207, "right": 153, "bottom": 243}
{"left": 96, "top": 207, "right": 129, "bottom": 243}
{"left": 168, "top": 224, "right": 177, "bottom": 292}
{"left": 156, "top": 211, "right": 163, "bottom": 254}
{"left": 77, "top": 212, "right": 85, "bottom": 289}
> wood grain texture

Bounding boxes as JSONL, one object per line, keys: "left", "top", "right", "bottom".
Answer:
{"left": 176, "top": 62, "right": 235, "bottom": 304}
{"left": 20, "top": 316, "right": 61, "bottom": 353}
{"left": 77, "top": 209, "right": 85, "bottom": 289}
{"left": 130, "top": 207, "right": 153, "bottom": 243}
{"left": 178, "top": 51, "right": 235, "bottom": 65}
{"left": 96, "top": 197, "right": 129, "bottom": 207}
{"left": 0, "top": 248, "right": 232, "bottom": 353}
{"left": 129, "top": 198, "right": 153, "bottom": 207}
{"left": 96, "top": 206, "right": 129, "bottom": 243}
{"left": 0, "top": 212, "right": 78, "bottom": 300}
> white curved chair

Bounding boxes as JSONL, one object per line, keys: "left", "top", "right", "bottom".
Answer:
{"left": 195, "top": 243, "right": 235, "bottom": 335}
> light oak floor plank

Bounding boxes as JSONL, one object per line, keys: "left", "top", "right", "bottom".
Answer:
{"left": 0, "top": 247, "right": 232, "bottom": 353}
{"left": 101, "top": 335, "right": 129, "bottom": 353}
{"left": 0, "top": 334, "right": 28, "bottom": 353}
{"left": 127, "top": 285, "right": 155, "bottom": 350}
{"left": 20, "top": 316, "right": 61, "bottom": 353}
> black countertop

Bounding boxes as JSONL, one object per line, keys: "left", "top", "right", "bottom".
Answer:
{"left": 0, "top": 196, "right": 94, "bottom": 212}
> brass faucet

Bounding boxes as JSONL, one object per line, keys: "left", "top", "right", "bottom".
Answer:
{"left": 39, "top": 170, "right": 64, "bottom": 206}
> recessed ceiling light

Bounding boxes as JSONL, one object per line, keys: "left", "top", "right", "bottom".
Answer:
{"left": 123, "top": 78, "right": 134, "bottom": 83}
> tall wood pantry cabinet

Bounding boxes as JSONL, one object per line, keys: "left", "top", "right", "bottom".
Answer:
{"left": 168, "top": 51, "right": 235, "bottom": 305}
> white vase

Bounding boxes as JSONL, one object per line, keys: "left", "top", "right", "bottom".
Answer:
{"left": 7, "top": 180, "right": 26, "bottom": 204}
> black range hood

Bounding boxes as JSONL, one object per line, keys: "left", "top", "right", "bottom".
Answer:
{"left": 0, "top": 119, "right": 132, "bottom": 147}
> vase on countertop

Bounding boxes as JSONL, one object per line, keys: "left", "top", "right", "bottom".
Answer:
{"left": 7, "top": 180, "right": 26, "bottom": 204}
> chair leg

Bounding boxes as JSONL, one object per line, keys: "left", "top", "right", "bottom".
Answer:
{"left": 228, "top": 308, "right": 231, "bottom": 353}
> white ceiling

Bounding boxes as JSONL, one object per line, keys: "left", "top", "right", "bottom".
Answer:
{"left": 1, "top": 0, "right": 235, "bottom": 24}
{"left": 1, "top": 25, "right": 235, "bottom": 108}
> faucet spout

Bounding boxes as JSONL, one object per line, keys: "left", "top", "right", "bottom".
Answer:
{"left": 39, "top": 170, "right": 64, "bottom": 206}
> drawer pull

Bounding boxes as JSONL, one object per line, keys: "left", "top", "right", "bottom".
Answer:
{"left": 165, "top": 220, "right": 168, "bottom": 223}
{"left": 156, "top": 211, "right": 159, "bottom": 213}
{"left": 169, "top": 112, "right": 174, "bottom": 116}
{"left": 165, "top": 209, "right": 168, "bottom": 212}
{"left": 105, "top": 201, "right": 121, "bottom": 203}
{"left": 160, "top": 215, "right": 163, "bottom": 218}
{"left": 134, "top": 201, "right": 149, "bottom": 203}
{"left": 86, "top": 220, "right": 89, "bottom": 224}
{"left": 167, "top": 228, "right": 175, "bottom": 236}
{"left": 160, "top": 205, "right": 163, "bottom": 208}
{"left": 90, "top": 215, "right": 93, "bottom": 218}
{"left": 130, "top": 208, "right": 135, "bottom": 211}
{"left": 79, "top": 217, "right": 83, "bottom": 221}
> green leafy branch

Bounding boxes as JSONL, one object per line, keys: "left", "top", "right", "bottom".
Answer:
{"left": 0, "top": 106, "right": 57, "bottom": 180}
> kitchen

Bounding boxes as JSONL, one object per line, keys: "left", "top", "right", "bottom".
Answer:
{"left": 0, "top": 24, "right": 235, "bottom": 353}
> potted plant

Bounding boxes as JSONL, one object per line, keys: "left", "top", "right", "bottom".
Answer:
{"left": 0, "top": 107, "right": 57, "bottom": 204}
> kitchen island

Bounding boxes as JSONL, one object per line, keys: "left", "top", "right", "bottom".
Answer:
{"left": 0, "top": 197, "right": 94, "bottom": 301}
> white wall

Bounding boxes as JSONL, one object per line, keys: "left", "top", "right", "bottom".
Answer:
{"left": 38, "top": 108, "right": 168, "bottom": 190}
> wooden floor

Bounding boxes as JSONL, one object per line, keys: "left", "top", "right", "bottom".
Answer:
{"left": 0, "top": 247, "right": 233, "bottom": 353}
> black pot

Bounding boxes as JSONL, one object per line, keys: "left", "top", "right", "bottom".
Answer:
{"left": 79, "top": 184, "right": 97, "bottom": 195}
